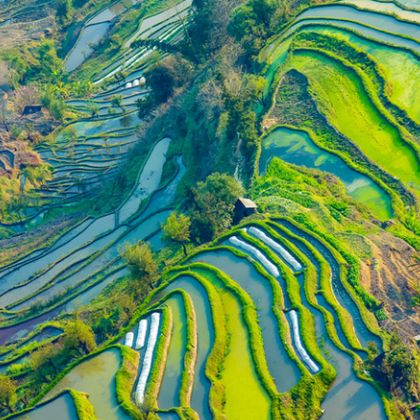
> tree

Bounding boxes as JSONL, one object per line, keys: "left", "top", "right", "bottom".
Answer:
{"left": 122, "top": 241, "right": 158, "bottom": 286}
{"left": 63, "top": 319, "right": 96, "bottom": 356}
{"left": 31, "top": 343, "right": 62, "bottom": 380}
{"left": 190, "top": 173, "right": 243, "bottom": 242}
{"left": 111, "top": 95, "right": 123, "bottom": 110}
{"left": 0, "top": 375, "right": 17, "bottom": 413}
{"left": 7, "top": 196, "right": 28, "bottom": 223}
{"left": 366, "top": 335, "right": 418, "bottom": 401}
{"left": 163, "top": 212, "right": 191, "bottom": 256}
{"left": 22, "top": 163, "right": 52, "bottom": 187}
{"left": 229, "top": 0, "right": 285, "bottom": 60}
{"left": 185, "top": 0, "right": 232, "bottom": 60}
{"left": 147, "top": 64, "right": 175, "bottom": 104}
{"left": 56, "top": 0, "right": 73, "bottom": 26}
{"left": 146, "top": 55, "right": 193, "bottom": 104}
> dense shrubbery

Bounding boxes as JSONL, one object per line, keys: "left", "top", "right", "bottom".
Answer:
{"left": 187, "top": 172, "right": 243, "bottom": 242}
{"left": 367, "top": 335, "right": 419, "bottom": 403}
{"left": 230, "top": 0, "right": 286, "bottom": 60}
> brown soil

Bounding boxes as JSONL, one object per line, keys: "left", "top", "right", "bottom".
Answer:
{"left": 363, "top": 233, "right": 419, "bottom": 343}
{"left": 0, "top": 16, "right": 55, "bottom": 50}
{"left": 0, "top": 215, "right": 79, "bottom": 267}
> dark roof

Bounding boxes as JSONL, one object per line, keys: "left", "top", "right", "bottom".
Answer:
{"left": 237, "top": 197, "right": 257, "bottom": 208}
{"left": 22, "top": 105, "right": 42, "bottom": 115}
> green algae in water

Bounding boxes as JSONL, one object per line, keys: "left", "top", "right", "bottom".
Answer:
{"left": 260, "top": 127, "right": 392, "bottom": 220}
{"left": 191, "top": 267, "right": 272, "bottom": 419}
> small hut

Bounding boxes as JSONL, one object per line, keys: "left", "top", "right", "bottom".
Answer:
{"left": 234, "top": 197, "right": 258, "bottom": 223}
{"left": 22, "top": 105, "right": 42, "bottom": 115}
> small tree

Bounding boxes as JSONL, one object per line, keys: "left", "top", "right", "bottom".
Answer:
{"left": 63, "top": 319, "right": 96, "bottom": 356}
{"left": 190, "top": 172, "right": 243, "bottom": 242}
{"left": 111, "top": 94, "right": 123, "bottom": 110}
{"left": 31, "top": 343, "right": 61, "bottom": 381}
{"left": 0, "top": 375, "right": 17, "bottom": 413}
{"left": 163, "top": 212, "right": 191, "bottom": 256}
{"left": 123, "top": 241, "right": 158, "bottom": 287}
{"left": 366, "top": 334, "right": 418, "bottom": 401}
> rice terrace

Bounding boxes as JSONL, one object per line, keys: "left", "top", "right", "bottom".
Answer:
{"left": 0, "top": 0, "right": 418, "bottom": 419}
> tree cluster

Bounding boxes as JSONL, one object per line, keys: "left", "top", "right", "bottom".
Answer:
{"left": 188, "top": 172, "right": 244, "bottom": 242}
{"left": 229, "top": 0, "right": 286, "bottom": 60}
{"left": 367, "top": 336, "right": 418, "bottom": 402}
{"left": 143, "top": 55, "right": 194, "bottom": 107}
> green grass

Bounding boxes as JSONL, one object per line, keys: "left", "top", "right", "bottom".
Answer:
{"left": 115, "top": 345, "right": 143, "bottom": 419}
{"left": 302, "top": 25, "right": 420, "bottom": 124}
{"left": 285, "top": 49, "right": 420, "bottom": 191}
{"left": 157, "top": 271, "right": 227, "bottom": 417}
{"left": 167, "top": 267, "right": 273, "bottom": 418}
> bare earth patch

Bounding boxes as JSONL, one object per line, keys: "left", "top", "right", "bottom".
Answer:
{"left": 362, "top": 233, "right": 419, "bottom": 343}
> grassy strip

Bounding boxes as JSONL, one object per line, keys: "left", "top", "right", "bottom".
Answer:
{"left": 279, "top": 3, "right": 420, "bottom": 46}
{"left": 0, "top": 323, "right": 64, "bottom": 362}
{"left": 259, "top": 16, "right": 420, "bottom": 132}
{"left": 6, "top": 204, "right": 169, "bottom": 315}
{"left": 236, "top": 219, "right": 398, "bottom": 417}
{"left": 260, "top": 222, "right": 399, "bottom": 418}
{"left": 289, "top": 44, "right": 420, "bottom": 162}
{"left": 145, "top": 307, "right": 173, "bottom": 411}
{"left": 286, "top": 48, "right": 420, "bottom": 193}
{"left": 236, "top": 231, "right": 332, "bottom": 376}
{"left": 178, "top": 292, "right": 198, "bottom": 410}
{"left": 137, "top": 289, "right": 198, "bottom": 415}
{"left": 260, "top": 68, "right": 419, "bottom": 241}
{"left": 292, "top": 31, "right": 419, "bottom": 134}
{"left": 0, "top": 216, "right": 87, "bottom": 271}
{"left": 75, "top": 0, "right": 182, "bottom": 82}
{"left": 163, "top": 271, "right": 227, "bottom": 419}
{"left": 186, "top": 242, "right": 308, "bottom": 373}
{"left": 1, "top": 263, "right": 127, "bottom": 328}
{"left": 261, "top": 221, "right": 363, "bottom": 353}
{"left": 69, "top": 389, "right": 96, "bottom": 419}
{"left": 1, "top": 207, "right": 168, "bottom": 326}
{"left": 187, "top": 263, "right": 278, "bottom": 415}
{"left": 4, "top": 389, "right": 95, "bottom": 420}
{"left": 261, "top": 220, "right": 364, "bottom": 351}
{"left": 115, "top": 344, "right": 143, "bottom": 419}
{"left": 13, "top": 344, "right": 128, "bottom": 411}
{"left": 135, "top": 271, "right": 227, "bottom": 418}
{"left": 273, "top": 216, "right": 384, "bottom": 342}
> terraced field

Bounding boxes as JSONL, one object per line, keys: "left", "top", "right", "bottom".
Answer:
{"left": 0, "top": 0, "right": 192, "bottom": 346}
{"left": 22, "top": 218, "right": 388, "bottom": 418}
{"left": 262, "top": 0, "right": 420, "bottom": 229}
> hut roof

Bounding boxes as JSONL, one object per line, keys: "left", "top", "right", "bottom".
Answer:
{"left": 237, "top": 197, "right": 257, "bottom": 208}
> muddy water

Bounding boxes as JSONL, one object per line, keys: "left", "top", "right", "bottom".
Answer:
{"left": 45, "top": 348, "right": 130, "bottom": 420}
{"left": 14, "top": 392, "right": 77, "bottom": 420}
